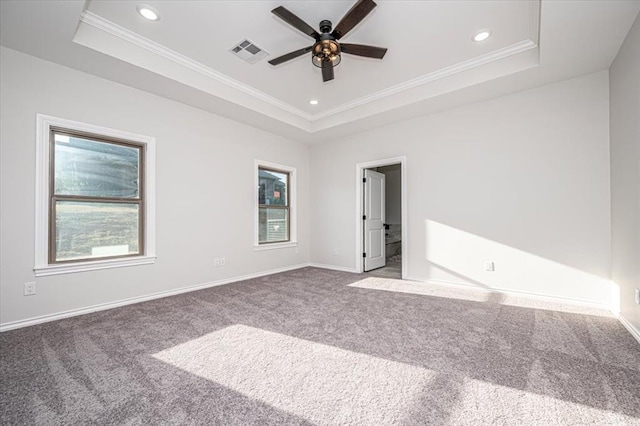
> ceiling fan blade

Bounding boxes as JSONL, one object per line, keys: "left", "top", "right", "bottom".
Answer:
{"left": 321, "top": 59, "right": 334, "bottom": 82}
{"left": 331, "top": 0, "right": 377, "bottom": 40}
{"left": 268, "top": 46, "right": 313, "bottom": 66}
{"left": 340, "top": 43, "right": 387, "bottom": 59}
{"left": 272, "top": 6, "right": 320, "bottom": 40}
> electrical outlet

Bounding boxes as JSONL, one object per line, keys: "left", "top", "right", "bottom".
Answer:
{"left": 214, "top": 257, "right": 225, "bottom": 267}
{"left": 220, "top": 257, "right": 226, "bottom": 266}
{"left": 484, "top": 261, "right": 495, "bottom": 272}
{"left": 24, "top": 282, "right": 36, "bottom": 296}
{"left": 635, "top": 288, "right": 640, "bottom": 305}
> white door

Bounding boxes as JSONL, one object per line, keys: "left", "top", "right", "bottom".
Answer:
{"left": 364, "top": 169, "right": 385, "bottom": 271}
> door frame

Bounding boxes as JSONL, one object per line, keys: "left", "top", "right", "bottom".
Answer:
{"left": 355, "top": 156, "right": 407, "bottom": 278}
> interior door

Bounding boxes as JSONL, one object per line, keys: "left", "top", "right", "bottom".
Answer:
{"left": 364, "top": 169, "right": 386, "bottom": 271}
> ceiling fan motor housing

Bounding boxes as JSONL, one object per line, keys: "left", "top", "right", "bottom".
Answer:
{"left": 319, "top": 19, "right": 333, "bottom": 34}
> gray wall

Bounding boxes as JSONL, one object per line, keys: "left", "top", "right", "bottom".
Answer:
{"left": 311, "top": 71, "right": 612, "bottom": 306}
{"left": 610, "top": 13, "right": 640, "bottom": 333}
{"left": 0, "top": 47, "right": 310, "bottom": 326}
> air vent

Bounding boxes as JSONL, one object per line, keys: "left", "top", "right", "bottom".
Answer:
{"left": 229, "top": 39, "right": 269, "bottom": 64}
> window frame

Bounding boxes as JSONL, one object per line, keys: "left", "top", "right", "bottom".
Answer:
{"left": 254, "top": 160, "right": 297, "bottom": 250}
{"left": 48, "top": 127, "right": 146, "bottom": 264}
{"left": 35, "top": 114, "right": 156, "bottom": 276}
{"left": 258, "top": 166, "right": 290, "bottom": 245}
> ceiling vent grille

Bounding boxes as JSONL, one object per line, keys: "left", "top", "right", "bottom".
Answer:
{"left": 229, "top": 39, "right": 269, "bottom": 64}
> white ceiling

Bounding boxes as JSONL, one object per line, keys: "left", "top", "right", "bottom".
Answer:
{"left": 1, "top": 1, "right": 639, "bottom": 143}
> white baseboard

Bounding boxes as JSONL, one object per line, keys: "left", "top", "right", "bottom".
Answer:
{"left": 0, "top": 263, "right": 310, "bottom": 332}
{"left": 5, "top": 264, "right": 636, "bottom": 347}
{"left": 616, "top": 314, "right": 640, "bottom": 345}
{"left": 308, "top": 263, "right": 358, "bottom": 273}
{"left": 404, "top": 275, "right": 613, "bottom": 312}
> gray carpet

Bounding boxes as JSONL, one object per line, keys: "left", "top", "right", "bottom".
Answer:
{"left": 1, "top": 267, "right": 639, "bottom": 425}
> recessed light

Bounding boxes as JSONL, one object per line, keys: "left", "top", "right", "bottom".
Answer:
{"left": 309, "top": 99, "right": 319, "bottom": 105}
{"left": 137, "top": 5, "right": 160, "bottom": 21}
{"left": 473, "top": 30, "right": 491, "bottom": 42}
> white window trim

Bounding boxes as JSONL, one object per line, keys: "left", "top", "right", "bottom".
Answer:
{"left": 34, "top": 114, "right": 156, "bottom": 277}
{"left": 254, "top": 159, "right": 297, "bottom": 250}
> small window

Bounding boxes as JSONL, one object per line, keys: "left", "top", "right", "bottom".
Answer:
{"left": 258, "top": 167, "right": 290, "bottom": 244}
{"left": 255, "top": 161, "right": 296, "bottom": 248}
{"left": 35, "top": 115, "right": 156, "bottom": 276}
{"left": 50, "top": 128, "right": 144, "bottom": 263}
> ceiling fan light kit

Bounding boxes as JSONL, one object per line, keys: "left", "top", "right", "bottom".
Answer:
{"left": 312, "top": 25, "right": 342, "bottom": 69}
{"left": 269, "top": 0, "right": 388, "bottom": 82}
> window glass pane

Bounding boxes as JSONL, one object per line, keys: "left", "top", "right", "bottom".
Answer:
{"left": 258, "top": 207, "right": 289, "bottom": 243}
{"left": 55, "top": 201, "right": 140, "bottom": 261}
{"left": 258, "top": 169, "right": 287, "bottom": 206}
{"left": 54, "top": 133, "right": 140, "bottom": 198}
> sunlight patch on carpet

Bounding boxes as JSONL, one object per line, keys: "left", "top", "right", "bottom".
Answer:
{"left": 153, "top": 324, "right": 434, "bottom": 424}
{"left": 447, "top": 373, "right": 637, "bottom": 424}
{"left": 349, "top": 277, "right": 613, "bottom": 317}
{"left": 152, "top": 324, "right": 636, "bottom": 425}
{"left": 349, "top": 276, "right": 489, "bottom": 301}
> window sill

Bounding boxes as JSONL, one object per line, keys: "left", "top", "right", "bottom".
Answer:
{"left": 33, "top": 255, "right": 157, "bottom": 277}
{"left": 254, "top": 241, "right": 298, "bottom": 251}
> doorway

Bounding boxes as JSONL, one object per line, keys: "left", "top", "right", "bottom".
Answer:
{"left": 356, "top": 156, "right": 407, "bottom": 279}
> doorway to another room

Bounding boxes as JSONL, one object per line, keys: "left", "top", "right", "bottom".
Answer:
{"left": 356, "top": 157, "right": 407, "bottom": 280}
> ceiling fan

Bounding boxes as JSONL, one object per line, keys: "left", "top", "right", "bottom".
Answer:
{"left": 268, "top": 0, "right": 388, "bottom": 82}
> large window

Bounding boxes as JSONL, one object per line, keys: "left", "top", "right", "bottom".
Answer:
{"left": 50, "top": 128, "right": 144, "bottom": 263}
{"left": 255, "top": 161, "right": 296, "bottom": 248}
{"left": 35, "top": 115, "right": 156, "bottom": 276}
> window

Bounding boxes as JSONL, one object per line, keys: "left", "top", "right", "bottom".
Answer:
{"left": 35, "top": 115, "right": 156, "bottom": 276}
{"left": 255, "top": 161, "right": 296, "bottom": 249}
{"left": 50, "top": 128, "right": 144, "bottom": 262}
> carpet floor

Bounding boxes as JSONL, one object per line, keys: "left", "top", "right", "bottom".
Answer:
{"left": 1, "top": 267, "right": 639, "bottom": 425}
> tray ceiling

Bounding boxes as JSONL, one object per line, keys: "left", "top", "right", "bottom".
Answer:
{"left": 1, "top": 1, "right": 639, "bottom": 143}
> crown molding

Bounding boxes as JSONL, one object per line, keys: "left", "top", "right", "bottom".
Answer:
{"left": 310, "top": 39, "right": 538, "bottom": 121}
{"left": 78, "top": 10, "right": 538, "bottom": 131}
{"left": 79, "top": 11, "right": 313, "bottom": 121}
